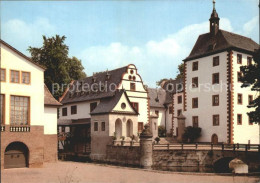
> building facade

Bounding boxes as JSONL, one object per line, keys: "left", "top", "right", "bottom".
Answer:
{"left": 0, "top": 40, "right": 61, "bottom": 169}
{"left": 182, "top": 3, "right": 259, "bottom": 144}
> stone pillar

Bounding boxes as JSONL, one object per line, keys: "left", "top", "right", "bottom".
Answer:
{"left": 177, "top": 113, "right": 186, "bottom": 142}
{"left": 140, "top": 124, "right": 153, "bottom": 169}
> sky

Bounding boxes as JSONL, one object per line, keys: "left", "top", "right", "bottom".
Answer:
{"left": 1, "top": 0, "right": 259, "bottom": 87}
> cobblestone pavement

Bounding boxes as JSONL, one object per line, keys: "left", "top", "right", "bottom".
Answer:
{"left": 1, "top": 161, "right": 260, "bottom": 183}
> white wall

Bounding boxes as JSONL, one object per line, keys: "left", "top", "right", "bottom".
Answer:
{"left": 1, "top": 43, "right": 45, "bottom": 126}
{"left": 44, "top": 107, "right": 57, "bottom": 135}
{"left": 185, "top": 52, "right": 229, "bottom": 143}
{"left": 173, "top": 92, "right": 184, "bottom": 136}
{"left": 232, "top": 51, "right": 259, "bottom": 144}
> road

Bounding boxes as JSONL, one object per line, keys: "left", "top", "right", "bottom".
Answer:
{"left": 2, "top": 161, "right": 259, "bottom": 183}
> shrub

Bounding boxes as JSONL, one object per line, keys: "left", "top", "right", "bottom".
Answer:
{"left": 155, "top": 137, "right": 160, "bottom": 143}
{"left": 182, "top": 126, "right": 201, "bottom": 143}
{"left": 158, "top": 125, "right": 166, "bottom": 137}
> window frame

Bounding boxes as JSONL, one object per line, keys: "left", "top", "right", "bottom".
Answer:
{"left": 192, "top": 116, "right": 199, "bottom": 127}
{"left": 237, "top": 54, "right": 242, "bottom": 64}
{"left": 212, "top": 95, "right": 219, "bottom": 106}
{"left": 10, "top": 70, "right": 20, "bottom": 83}
{"left": 213, "top": 114, "right": 220, "bottom": 126}
{"left": 131, "top": 102, "right": 139, "bottom": 113}
{"left": 71, "top": 105, "right": 77, "bottom": 115}
{"left": 177, "top": 109, "right": 182, "bottom": 116}
{"left": 1, "top": 94, "right": 5, "bottom": 124}
{"left": 101, "top": 121, "right": 105, "bottom": 131}
{"left": 130, "top": 82, "right": 136, "bottom": 91}
{"left": 249, "top": 116, "right": 253, "bottom": 125}
{"left": 192, "top": 77, "right": 198, "bottom": 88}
{"left": 62, "top": 107, "right": 68, "bottom": 116}
{"left": 177, "top": 95, "right": 182, "bottom": 104}
{"left": 10, "top": 95, "right": 30, "bottom": 126}
{"left": 1, "top": 68, "right": 6, "bottom": 82}
{"left": 237, "top": 114, "right": 242, "bottom": 125}
{"left": 168, "top": 106, "right": 173, "bottom": 114}
{"left": 237, "top": 72, "right": 242, "bottom": 82}
{"left": 212, "top": 73, "right": 219, "bottom": 84}
{"left": 248, "top": 95, "right": 253, "bottom": 105}
{"left": 21, "top": 71, "right": 31, "bottom": 85}
{"left": 237, "top": 93, "right": 243, "bottom": 105}
{"left": 138, "top": 122, "right": 144, "bottom": 133}
{"left": 247, "top": 56, "right": 252, "bottom": 66}
{"left": 213, "top": 56, "right": 219, "bottom": 67}
{"left": 192, "top": 61, "right": 199, "bottom": 71}
{"left": 192, "top": 98, "right": 198, "bottom": 109}
{"left": 94, "top": 122, "right": 98, "bottom": 131}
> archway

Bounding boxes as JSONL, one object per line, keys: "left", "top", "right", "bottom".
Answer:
{"left": 126, "top": 119, "right": 133, "bottom": 137}
{"left": 211, "top": 134, "right": 218, "bottom": 144}
{"left": 115, "top": 119, "right": 122, "bottom": 139}
{"left": 5, "top": 142, "right": 29, "bottom": 169}
{"left": 213, "top": 157, "right": 234, "bottom": 173}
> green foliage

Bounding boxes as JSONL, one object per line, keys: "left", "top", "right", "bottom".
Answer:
{"left": 182, "top": 126, "right": 201, "bottom": 143}
{"left": 240, "top": 48, "right": 260, "bottom": 124}
{"left": 28, "top": 35, "right": 86, "bottom": 99}
{"left": 156, "top": 78, "right": 169, "bottom": 87}
{"left": 175, "top": 62, "right": 184, "bottom": 80}
{"left": 158, "top": 125, "right": 166, "bottom": 137}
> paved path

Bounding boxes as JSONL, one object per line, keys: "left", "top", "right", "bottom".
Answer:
{"left": 2, "top": 161, "right": 259, "bottom": 183}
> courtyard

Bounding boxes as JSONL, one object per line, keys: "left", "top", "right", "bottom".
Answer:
{"left": 1, "top": 161, "right": 259, "bottom": 183}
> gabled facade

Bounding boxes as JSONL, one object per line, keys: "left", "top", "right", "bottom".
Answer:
{"left": 182, "top": 3, "right": 259, "bottom": 144}
{"left": 0, "top": 40, "right": 61, "bottom": 169}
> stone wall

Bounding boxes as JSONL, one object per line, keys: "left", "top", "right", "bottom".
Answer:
{"left": 105, "top": 145, "right": 141, "bottom": 166}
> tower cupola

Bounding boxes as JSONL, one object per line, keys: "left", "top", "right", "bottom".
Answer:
{"left": 209, "top": 0, "right": 220, "bottom": 36}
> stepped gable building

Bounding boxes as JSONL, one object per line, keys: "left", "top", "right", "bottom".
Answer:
{"left": 58, "top": 64, "right": 149, "bottom": 160}
{"left": 182, "top": 1, "right": 259, "bottom": 144}
{"left": 0, "top": 40, "right": 61, "bottom": 169}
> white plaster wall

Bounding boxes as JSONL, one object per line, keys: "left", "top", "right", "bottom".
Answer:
{"left": 150, "top": 107, "right": 165, "bottom": 127}
{"left": 44, "top": 107, "right": 57, "bottom": 135}
{"left": 1, "top": 43, "right": 45, "bottom": 126}
{"left": 232, "top": 51, "right": 259, "bottom": 144}
{"left": 112, "top": 93, "right": 135, "bottom": 113}
{"left": 173, "top": 92, "right": 184, "bottom": 136}
{"left": 59, "top": 100, "right": 100, "bottom": 120}
{"left": 185, "top": 52, "right": 228, "bottom": 143}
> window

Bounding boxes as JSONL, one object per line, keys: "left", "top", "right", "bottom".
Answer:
{"left": 192, "top": 98, "right": 198, "bottom": 108}
{"left": 192, "top": 77, "right": 198, "bottom": 88}
{"left": 237, "top": 54, "right": 242, "bottom": 64}
{"left": 212, "top": 73, "right": 219, "bottom": 84}
{"left": 248, "top": 95, "right": 253, "bottom": 105}
{"left": 237, "top": 114, "right": 242, "bottom": 125}
{"left": 249, "top": 117, "right": 253, "bottom": 125}
{"left": 94, "top": 122, "right": 98, "bottom": 131}
{"left": 138, "top": 122, "right": 144, "bottom": 133}
{"left": 177, "top": 109, "right": 182, "bottom": 116}
{"left": 238, "top": 94, "right": 243, "bottom": 105}
{"left": 10, "top": 96, "right": 30, "bottom": 125}
{"left": 131, "top": 102, "right": 139, "bottom": 112}
{"left": 121, "top": 103, "right": 126, "bottom": 109}
{"left": 213, "top": 56, "right": 219, "bottom": 66}
{"left": 169, "top": 106, "right": 173, "bottom": 114}
{"left": 101, "top": 122, "right": 105, "bottom": 131}
{"left": 247, "top": 57, "right": 252, "bottom": 66}
{"left": 21, "top": 72, "right": 30, "bottom": 84}
{"left": 1, "top": 94, "right": 5, "bottom": 124}
{"left": 213, "top": 115, "right": 220, "bottom": 126}
{"left": 237, "top": 72, "right": 242, "bottom": 82}
{"left": 192, "top": 61, "right": 198, "bottom": 71}
{"left": 90, "top": 102, "right": 98, "bottom": 112}
{"left": 1, "top": 69, "right": 6, "bottom": 82}
{"left": 155, "top": 110, "right": 159, "bottom": 116}
{"left": 178, "top": 96, "right": 182, "bottom": 104}
{"left": 192, "top": 116, "right": 199, "bottom": 127}
{"left": 62, "top": 126, "right": 65, "bottom": 132}
{"left": 212, "top": 95, "right": 219, "bottom": 106}
{"left": 71, "top": 105, "right": 77, "bottom": 115}
{"left": 130, "top": 83, "right": 136, "bottom": 91}
{"left": 10, "top": 70, "right": 20, "bottom": 83}
{"left": 62, "top": 107, "right": 67, "bottom": 116}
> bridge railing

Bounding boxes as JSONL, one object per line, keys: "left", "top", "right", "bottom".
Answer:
{"left": 152, "top": 143, "right": 260, "bottom": 153}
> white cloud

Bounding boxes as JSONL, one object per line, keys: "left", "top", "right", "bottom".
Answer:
{"left": 80, "top": 18, "right": 233, "bottom": 87}
{"left": 2, "top": 18, "right": 56, "bottom": 56}
{"left": 243, "top": 16, "right": 258, "bottom": 36}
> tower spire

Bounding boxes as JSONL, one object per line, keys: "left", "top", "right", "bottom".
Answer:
{"left": 209, "top": 0, "right": 220, "bottom": 36}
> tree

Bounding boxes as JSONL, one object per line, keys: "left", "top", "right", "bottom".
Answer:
{"left": 158, "top": 125, "right": 166, "bottom": 137}
{"left": 28, "top": 35, "right": 86, "bottom": 99}
{"left": 156, "top": 78, "right": 170, "bottom": 87}
{"left": 240, "top": 48, "right": 260, "bottom": 124}
{"left": 182, "top": 126, "right": 201, "bottom": 143}
{"left": 175, "top": 63, "right": 184, "bottom": 80}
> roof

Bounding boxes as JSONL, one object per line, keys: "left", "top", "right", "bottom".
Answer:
{"left": 0, "top": 39, "right": 46, "bottom": 70}
{"left": 90, "top": 89, "right": 138, "bottom": 115}
{"left": 184, "top": 30, "right": 259, "bottom": 61}
{"left": 44, "top": 84, "right": 62, "bottom": 106}
{"left": 60, "top": 66, "right": 128, "bottom": 104}
{"left": 148, "top": 88, "right": 167, "bottom": 108}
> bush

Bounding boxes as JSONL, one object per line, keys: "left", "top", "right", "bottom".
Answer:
{"left": 182, "top": 126, "right": 201, "bottom": 143}
{"left": 155, "top": 137, "right": 160, "bottom": 143}
{"left": 158, "top": 125, "right": 166, "bottom": 137}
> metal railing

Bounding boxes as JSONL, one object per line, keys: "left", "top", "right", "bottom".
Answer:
{"left": 153, "top": 143, "right": 260, "bottom": 153}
